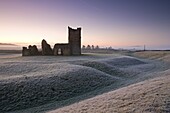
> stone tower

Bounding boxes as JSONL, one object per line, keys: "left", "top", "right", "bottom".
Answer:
{"left": 68, "top": 26, "right": 81, "bottom": 55}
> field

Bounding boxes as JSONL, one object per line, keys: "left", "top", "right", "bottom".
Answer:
{"left": 0, "top": 51, "right": 170, "bottom": 113}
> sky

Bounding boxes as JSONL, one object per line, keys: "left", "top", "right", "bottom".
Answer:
{"left": 0, "top": 0, "right": 170, "bottom": 50}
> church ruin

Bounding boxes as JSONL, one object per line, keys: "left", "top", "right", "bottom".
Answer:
{"left": 22, "top": 26, "right": 81, "bottom": 56}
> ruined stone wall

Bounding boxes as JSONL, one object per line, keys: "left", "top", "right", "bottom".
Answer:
{"left": 22, "top": 45, "right": 39, "bottom": 56}
{"left": 53, "top": 44, "right": 70, "bottom": 56}
{"left": 68, "top": 27, "right": 81, "bottom": 55}
{"left": 42, "top": 39, "right": 53, "bottom": 55}
{"left": 22, "top": 47, "right": 31, "bottom": 56}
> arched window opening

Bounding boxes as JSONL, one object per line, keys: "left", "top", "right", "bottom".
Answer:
{"left": 58, "top": 48, "right": 62, "bottom": 55}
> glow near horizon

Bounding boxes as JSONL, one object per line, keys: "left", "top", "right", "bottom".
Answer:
{"left": 0, "top": 0, "right": 170, "bottom": 49}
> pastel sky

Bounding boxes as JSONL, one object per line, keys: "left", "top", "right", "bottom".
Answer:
{"left": 0, "top": 0, "right": 170, "bottom": 49}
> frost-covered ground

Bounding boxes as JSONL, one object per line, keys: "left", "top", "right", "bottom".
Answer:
{"left": 134, "top": 51, "right": 170, "bottom": 62}
{"left": 49, "top": 71, "right": 170, "bottom": 113}
{"left": 0, "top": 52, "right": 170, "bottom": 113}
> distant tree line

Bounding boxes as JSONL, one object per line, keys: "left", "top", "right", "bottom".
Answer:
{"left": 82, "top": 45, "right": 100, "bottom": 50}
{"left": 82, "top": 45, "right": 114, "bottom": 50}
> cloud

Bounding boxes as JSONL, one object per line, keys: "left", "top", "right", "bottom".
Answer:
{"left": 0, "top": 43, "right": 17, "bottom": 46}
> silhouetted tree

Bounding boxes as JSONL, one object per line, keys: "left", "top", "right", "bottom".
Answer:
{"left": 92, "top": 45, "right": 94, "bottom": 50}
{"left": 95, "top": 45, "right": 99, "bottom": 49}
{"left": 108, "top": 46, "right": 112, "bottom": 50}
{"left": 86, "top": 45, "right": 91, "bottom": 50}
{"left": 82, "top": 45, "right": 86, "bottom": 49}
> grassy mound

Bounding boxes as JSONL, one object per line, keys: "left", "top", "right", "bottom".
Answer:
{"left": 78, "top": 61, "right": 127, "bottom": 78}
{"left": 0, "top": 63, "right": 116, "bottom": 112}
{"left": 105, "top": 57, "right": 146, "bottom": 67}
{"left": 134, "top": 51, "right": 170, "bottom": 62}
{"left": 49, "top": 74, "right": 170, "bottom": 113}
{"left": 72, "top": 57, "right": 146, "bottom": 79}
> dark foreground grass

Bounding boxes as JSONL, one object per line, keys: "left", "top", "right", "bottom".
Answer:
{"left": 0, "top": 66, "right": 115, "bottom": 112}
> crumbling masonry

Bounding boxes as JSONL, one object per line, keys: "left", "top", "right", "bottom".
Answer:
{"left": 22, "top": 27, "right": 81, "bottom": 56}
